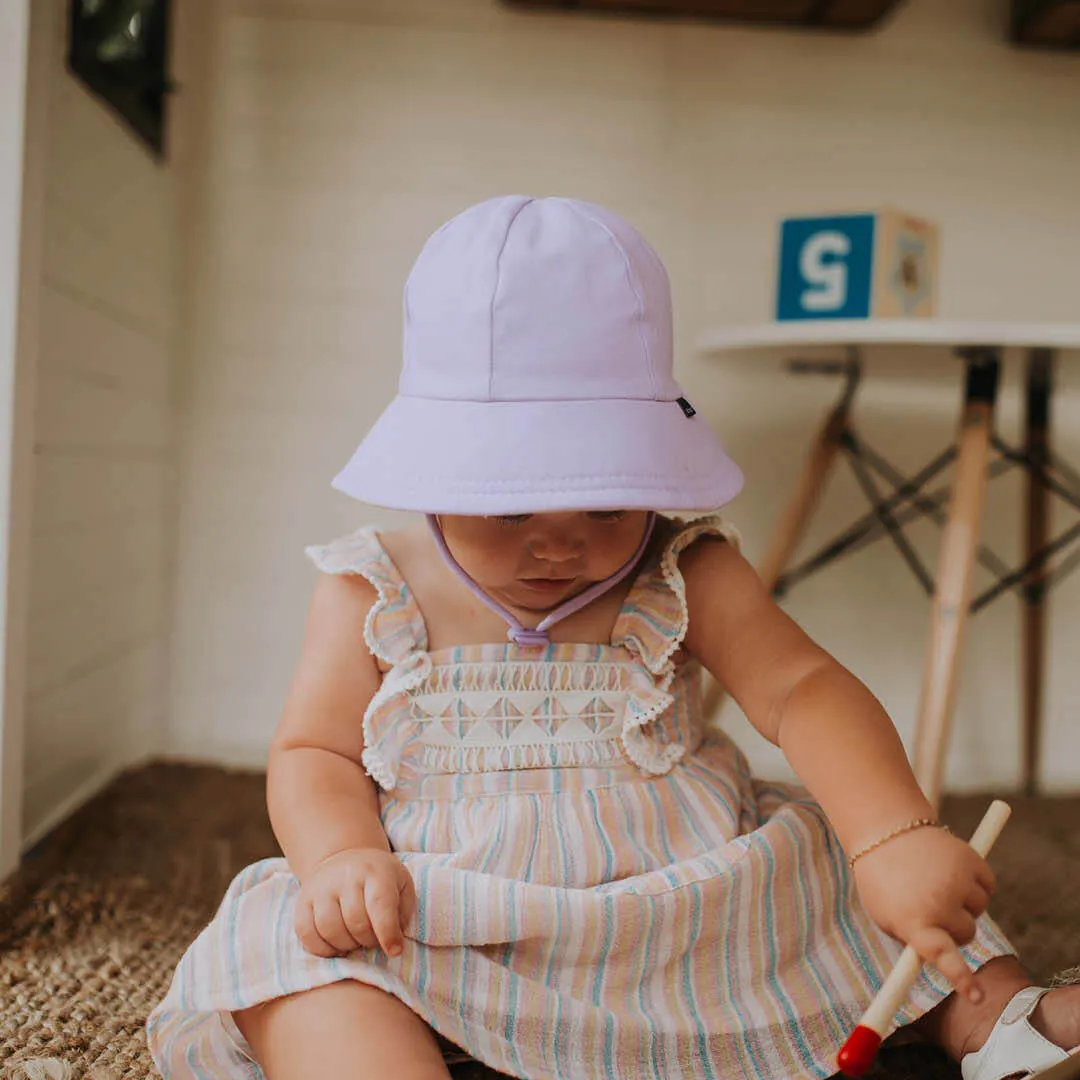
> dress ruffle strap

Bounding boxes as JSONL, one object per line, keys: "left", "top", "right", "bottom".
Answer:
{"left": 612, "top": 516, "right": 742, "bottom": 776}
{"left": 306, "top": 528, "right": 431, "bottom": 790}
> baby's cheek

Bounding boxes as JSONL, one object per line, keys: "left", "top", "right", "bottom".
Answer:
{"left": 463, "top": 544, "right": 519, "bottom": 580}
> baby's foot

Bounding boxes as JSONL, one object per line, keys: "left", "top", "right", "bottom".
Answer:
{"left": 917, "top": 957, "right": 1080, "bottom": 1071}
{"left": 1029, "top": 985, "right": 1080, "bottom": 1056}
{"left": 962, "top": 984, "right": 1080, "bottom": 1056}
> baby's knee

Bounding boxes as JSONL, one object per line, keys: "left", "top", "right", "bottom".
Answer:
{"left": 232, "top": 982, "right": 452, "bottom": 1079}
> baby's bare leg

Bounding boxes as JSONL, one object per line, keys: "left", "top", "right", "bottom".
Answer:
{"left": 234, "top": 980, "right": 452, "bottom": 1080}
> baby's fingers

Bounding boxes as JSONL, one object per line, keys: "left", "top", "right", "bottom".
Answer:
{"left": 365, "top": 875, "right": 405, "bottom": 958}
{"left": 973, "top": 857, "right": 996, "bottom": 897}
{"left": 398, "top": 867, "right": 417, "bottom": 931}
{"left": 339, "top": 882, "right": 378, "bottom": 949}
{"left": 312, "top": 894, "right": 363, "bottom": 955}
{"left": 909, "top": 926, "right": 981, "bottom": 1004}
{"left": 963, "top": 883, "right": 991, "bottom": 919}
{"left": 293, "top": 896, "right": 340, "bottom": 958}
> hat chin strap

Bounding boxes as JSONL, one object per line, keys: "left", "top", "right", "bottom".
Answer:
{"left": 426, "top": 512, "right": 657, "bottom": 647}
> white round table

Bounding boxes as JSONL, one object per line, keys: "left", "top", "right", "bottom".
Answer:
{"left": 700, "top": 319, "right": 1080, "bottom": 351}
{"left": 699, "top": 319, "right": 1080, "bottom": 806}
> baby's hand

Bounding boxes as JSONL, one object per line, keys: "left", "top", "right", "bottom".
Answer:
{"left": 293, "top": 847, "right": 416, "bottom": 959}
{"left": 852, "top": 826, "right": 996, "bottom": 1002}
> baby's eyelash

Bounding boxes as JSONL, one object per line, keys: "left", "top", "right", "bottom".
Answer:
{"left": 491, "top": 512, "right": 626, "bottom": 526}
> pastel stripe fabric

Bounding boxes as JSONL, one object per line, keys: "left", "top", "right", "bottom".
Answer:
{"left": 146, "top": 521, "right": 1013, "bottom": 1080}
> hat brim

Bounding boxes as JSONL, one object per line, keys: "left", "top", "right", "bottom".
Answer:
{"left": 332, "top": 395, "right": 744, "bottom": 515}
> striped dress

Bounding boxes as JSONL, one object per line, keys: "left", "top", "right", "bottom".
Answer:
{"left": 146, "top": 519, "right": 1013, "bottom": 1080}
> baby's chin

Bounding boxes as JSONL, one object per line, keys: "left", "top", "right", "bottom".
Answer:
{"left": 504, "top": 576, "right": 589, "bottom": 611}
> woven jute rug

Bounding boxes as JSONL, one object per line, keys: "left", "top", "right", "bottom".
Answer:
{"left": 1, "top": 763, "right": 1078, "bottom": 1080}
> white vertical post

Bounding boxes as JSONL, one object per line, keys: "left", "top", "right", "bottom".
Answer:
{"left": 0, "top": 0, "right": 46, "bottom": 881}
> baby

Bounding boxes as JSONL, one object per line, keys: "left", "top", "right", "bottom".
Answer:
{"left": 148, "top": 195, "right": 1080, "bottom": 1080}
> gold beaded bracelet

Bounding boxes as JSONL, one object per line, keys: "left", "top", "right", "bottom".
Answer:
{"left": 846, "top": 818, "right": 951, "bottom": 868}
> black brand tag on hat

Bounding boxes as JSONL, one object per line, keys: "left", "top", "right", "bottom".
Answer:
{"left": 676, "top": 396, "right": 696, "bottom": 418}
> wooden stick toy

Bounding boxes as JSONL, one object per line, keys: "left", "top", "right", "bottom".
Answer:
{"left": 837, "top": 799, "right": 1012, "bottom": 1078}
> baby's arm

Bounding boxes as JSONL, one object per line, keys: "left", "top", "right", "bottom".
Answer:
{"left": 682, "top": 538, "right": 994, "bottom": 1000}
{"left": 681, "top": 537, "right": 933, "bottom": 855}
{"left": 267, "top": 572, "right": 388, "bottom": 881}
{"left": 268, "top": 572, "right": 416, "bottom": 959}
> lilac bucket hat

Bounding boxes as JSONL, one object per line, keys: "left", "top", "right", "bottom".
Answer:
{"left": 332, "top": 195, "right": 743, "bottom": 514}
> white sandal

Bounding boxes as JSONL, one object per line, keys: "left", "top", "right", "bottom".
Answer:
{"left": 961, "top": 986, "right": 1080, "bottom": 1080}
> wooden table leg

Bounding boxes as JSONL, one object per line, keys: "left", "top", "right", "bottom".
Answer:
{"left": 756, "top": 404, "right": 849, "bottom": 593}
{"left": 702, "top": 372, "right": 853, "bottom": 721}
{"left": 1022, "top": 348, "right": 1052, "bottom": 797}
{"left": 912, "top": 350, "right": 1000, "bottom": 810}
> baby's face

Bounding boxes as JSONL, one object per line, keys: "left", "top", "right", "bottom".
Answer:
{"left": 438, "top": 511, "right": 651, "bottom": 613}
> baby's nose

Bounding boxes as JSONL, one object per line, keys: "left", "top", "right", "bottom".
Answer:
{"left": 528, "top": 530, "right": 584, "bottom": 562}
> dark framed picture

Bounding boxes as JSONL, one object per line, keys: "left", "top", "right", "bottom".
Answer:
{"left": 1012, "top": 0, "right": 1080, "bottom": 47}
{"left": 67, "top": 0, "right": 172, "bottom": 157}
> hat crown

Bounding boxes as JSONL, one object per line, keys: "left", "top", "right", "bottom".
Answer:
{"left": 400, "top": 196, "right": 680, "bottom": 403}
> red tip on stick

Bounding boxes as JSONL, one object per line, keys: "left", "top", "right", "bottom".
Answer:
{"left": 837, "top": 1025, "right": 882, "bottom": 1078}
{"left": 836, "top": 800, "right": 1012, "bottom": 1077}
